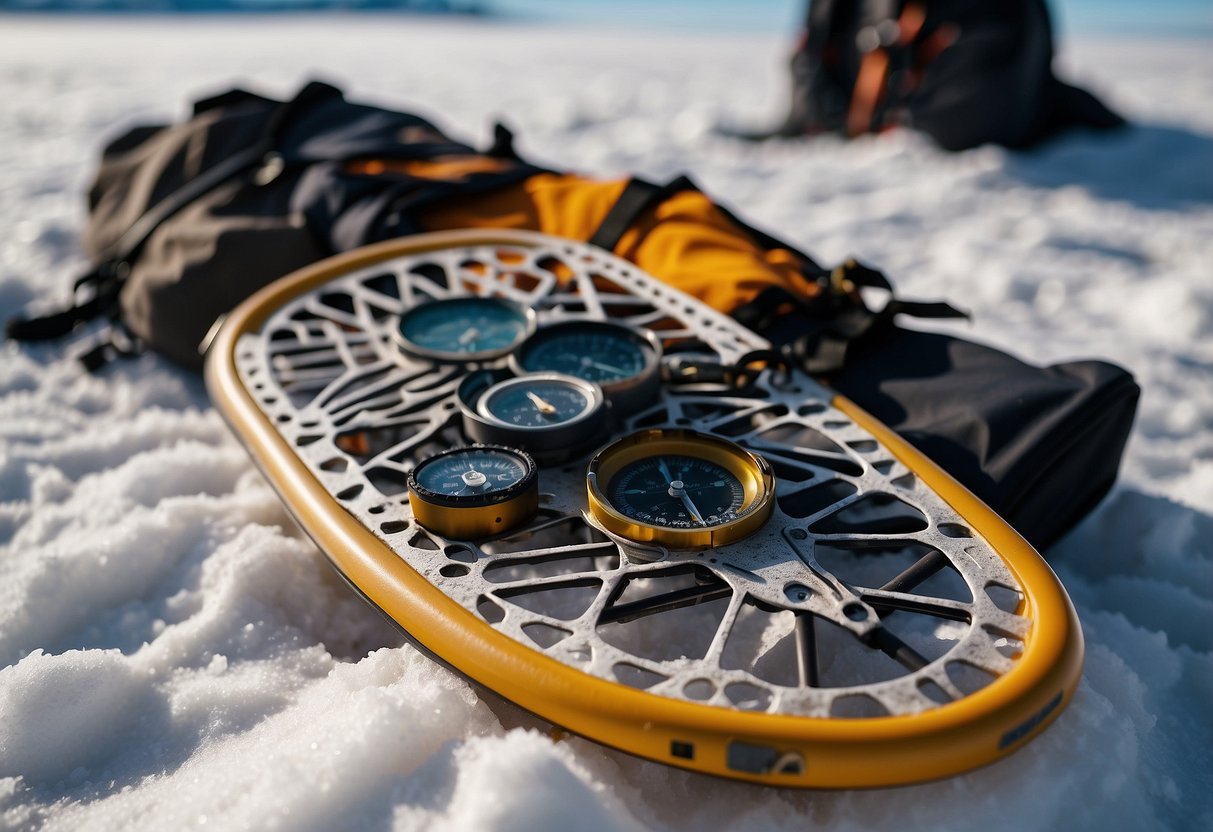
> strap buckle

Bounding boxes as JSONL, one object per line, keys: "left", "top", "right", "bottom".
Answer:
{"left": 665, "top": 350, "right": 793, "bottom": 389}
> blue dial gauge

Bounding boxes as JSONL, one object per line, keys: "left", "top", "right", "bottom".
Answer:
{"left": 407, "top": 444, "right": 540, "bottom": 539}
{"left": 511, "top": 320, "right": 662, "bottom": 415}
{"left": 480, "top": 377, "right": 593, "bottom": 427}
{"left": 458, "top": 372, "right": 607, "bottom": 461}
{"left": 515, "top": 320, "right": 653, "bottom": 383}
{"left": 413, "top": 446, "right": 531, "bottom": 500}
{"left": 395, "top": 296, "right": 535, "bottom": 362}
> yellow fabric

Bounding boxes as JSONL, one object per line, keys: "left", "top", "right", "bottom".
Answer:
{"left": 348, "top": 159, "right": 820, "bottom": 314}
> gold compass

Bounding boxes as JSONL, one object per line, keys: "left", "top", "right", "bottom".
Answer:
{"left": 586, "top": 428, "right": 775, "bottom": 549}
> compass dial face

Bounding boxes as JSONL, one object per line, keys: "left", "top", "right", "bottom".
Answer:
{"left": 481, "top": 378, "right": 592, "bottom": 428}
{"left": 396, "top": 297, "right": 532, "bottom": 361}
{"left": 607, "top": 454, "right": 747, "bottom": 529}
{"left": 413, "top": 447, "right": 531, "bottom": 500}
{"left": 523, "top": 332, "right": 645, "bottom": 383}
{"left": 517, "top": 322, "right": 652, "bottom": 384}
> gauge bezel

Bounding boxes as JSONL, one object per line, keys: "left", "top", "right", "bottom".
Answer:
{"left": 456, "top": 371, "right": 608, "bottom": 460}
{"left": 407, "top": 443, "right": 540, "bottom": 539}
{"left": 509, "top": 319, "right": 663, "bottom": 415}
{"left": 407, "top": 444, "right": 537, "bottom": 508}
{"left": 586, "top": 428, "right": 775, "bottom": 549}
{"left": 393, "top": 296, "right": 537, "bottom": 364}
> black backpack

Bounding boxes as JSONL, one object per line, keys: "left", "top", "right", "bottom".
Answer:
{"left": 750, "top": 0, "right": 1125, "bottom": 149}
{"left": 5, "top": 82, "right": 544, "bottom": 369}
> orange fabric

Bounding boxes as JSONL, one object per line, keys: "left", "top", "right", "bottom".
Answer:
{"left": 348, "top": 156, "right": 514, "bottom": 181}
{"left": 847, "top": 48, "right": 891, "bottom": 138}
{"left": 915, "top": 24, "right": 960, "bottom": 80}
{"left": 899, "top": 1, "right": 927, "bottom": 43}
{"left": 847, "top": 3, "right": 928, "bottom": 138}
{"left": 413, "top": 170, "right": 819, "bottom": 314}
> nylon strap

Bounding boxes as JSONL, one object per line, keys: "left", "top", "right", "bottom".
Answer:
{"left": 3, "top": 284, "right": 115, "bottom": 341}
{"left": 734, "top": 257, "right": 967, "bottom": 376}
{"left": 588, "top": 175, "right": 696, "bottom": 252}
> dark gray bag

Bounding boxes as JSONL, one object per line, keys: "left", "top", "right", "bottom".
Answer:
{"left": 6, "top": 81, "right": 542, "bottom": 369}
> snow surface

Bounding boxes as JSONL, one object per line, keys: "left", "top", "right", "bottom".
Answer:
{"left": 0, "top": 16, "right": 1211, "bottom": 832}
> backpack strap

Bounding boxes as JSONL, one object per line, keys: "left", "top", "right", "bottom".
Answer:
{"left": 588, "top": 174, "right": 963, "bottom": 374}
{"left": 734, "top": 258, "right": 968, "bottom": 375}
{"left": 588, "top": 175, "right": 696, "bottom": 252}
{"left": 4, "top": 261, "right": 125, "bottom": 342}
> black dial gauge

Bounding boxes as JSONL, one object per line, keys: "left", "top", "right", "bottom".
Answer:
{"left": 394, "top": 296, "right": 536, "bottom": 363}
{"left": 458, "top": 372, "right": 606, "bottom": 462}
{"left": 586, "top": 429, "right": 775, "bottom": 549}
{"left": 510, "top": 320, "right": 662, "bottom": 415}
{"left": 407, "top": 444, "right": 538, "bottom": 539}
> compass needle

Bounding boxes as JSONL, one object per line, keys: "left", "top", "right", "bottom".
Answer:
{"left": 679, "top": 490, "right": 705, "bottom": 524}
{"left": 524, "top": 390, "right": 558, "bottom": 415}
{"left": 591, "top": 361, "right": 627, "bottom": 375}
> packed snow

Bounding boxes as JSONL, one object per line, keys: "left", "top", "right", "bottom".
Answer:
{"left": 1, "top": 16, "right": 1211, "bottom": 831}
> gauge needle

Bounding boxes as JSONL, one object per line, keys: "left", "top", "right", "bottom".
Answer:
{"left": 657, "top": 457, "right": 674, "bottom": 484}
{"left": 657, "top": 458, "right": 704, "bottom": 524}
{"left": 592, "top": 361, "right": 627, "bottom": 375}
{"left": 678, "top": 492, "right": 704, "bottom": 524}
{"left": 525, "top": 391, "right": 558, "bottom": 415}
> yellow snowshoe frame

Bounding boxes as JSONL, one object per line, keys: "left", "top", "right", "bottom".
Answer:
{"left": 206, "top": 230, "right": 1082, "bottom": 788}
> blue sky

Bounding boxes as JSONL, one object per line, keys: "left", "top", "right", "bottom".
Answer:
{"left": 491, "top": 0, "right": 1213, "bottom": 38}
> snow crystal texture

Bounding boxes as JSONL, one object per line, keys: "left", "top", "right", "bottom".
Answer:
{"left": 1, "top": 17, "right": 1211, "bottom": 832}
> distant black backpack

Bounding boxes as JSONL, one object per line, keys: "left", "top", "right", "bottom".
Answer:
{"left": 754, "top": 0, "right": 1125, "bottom": 149}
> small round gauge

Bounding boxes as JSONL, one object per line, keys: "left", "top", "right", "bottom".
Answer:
{"left": 394, "top": 296, "right": 536, "bottom": 363}
{"left": 457, "top": 372, "right": 606, "bottom": 462}
{"left": 586, "top": 429, "right": 775, "bottom": 550}
{"left": 407, "top": 444, "right": 539, "bottom": 539}
{"left": 510, "top": 320, "right": 662, "bottom": 415}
